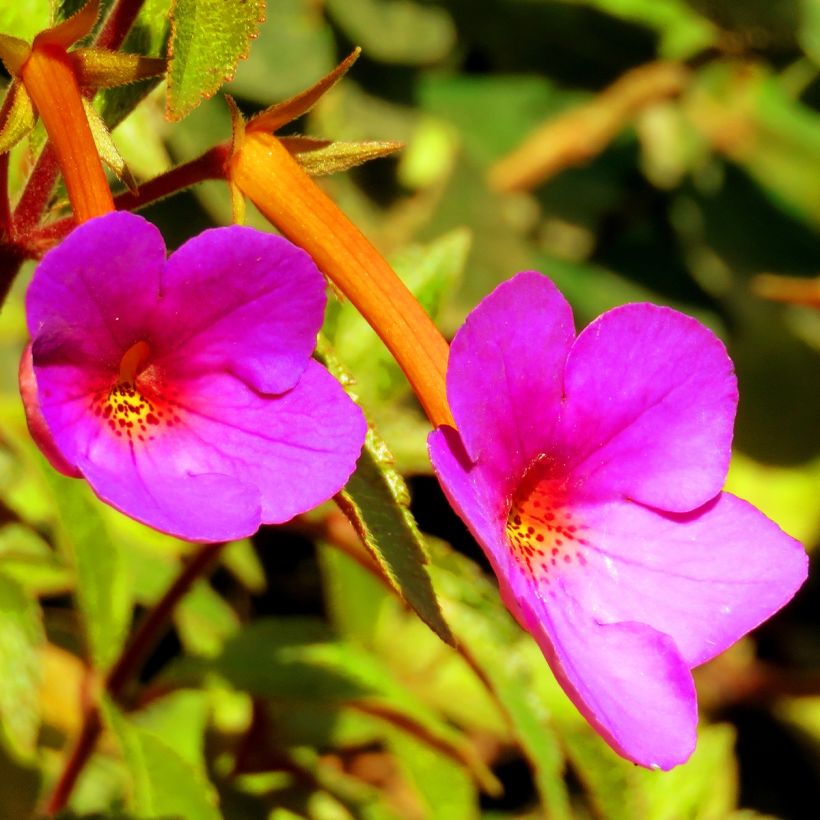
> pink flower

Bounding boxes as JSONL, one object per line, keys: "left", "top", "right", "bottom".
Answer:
{"left": 21, "top": 212, "right": 366, "bottom": 541}
{"left": 429, "top": 272, "right": 807, "bottom": 769}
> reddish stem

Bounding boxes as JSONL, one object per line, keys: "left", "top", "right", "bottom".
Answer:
{"left": 26, "top": 145, "right": 229, "bottom": 254}
{"left": 13, "top": 0, "right": 148, "bottom": 235}
{"left": 44, "top": 542, "right": 226, "bottom": 815}
{"left": 96, "top": 0, "right": 149, "bottom": 51}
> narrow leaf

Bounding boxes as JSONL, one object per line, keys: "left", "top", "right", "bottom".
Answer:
{"left": 281, "top": 137, "right": 403, "bottom": 176}
{"left": 40, "top": 469, "right": 131, "bottom": 671}
{"left": 319, "top": 340, "right": 454, "bottom": 646}
{"left": 0, "top": 83, "right": 36, "bottom": 154}
{"left": 103, "top": 699, "right": 221, "bottom": 819}
{"left": 82, "top": 96, "right": 138, "bottom": 191}
{"left": 167, "top": 0, "right": 266, "bottom": 121}
{"left": 247, "top": 48, "right": 360, "bottom": 134}
{"left": 72, "top": 49, "right": 166, "bottom": 88}
{"left": 0, "top": 574, "right": 43, "bottom": 758}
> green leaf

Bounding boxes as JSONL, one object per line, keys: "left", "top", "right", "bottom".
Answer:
{"left": 227, "top": 0, "right": 336, "bottom": 104}
{"left": 40, "top": 468, "right": 132, "bottom": 670}
{"left": 386, "top": 727, "right": 477, "bottom": 819}
{"left": 103, "top": 699, "right": 221, "bottom": 819}
{"left": 0, "top": 523, "right": 72, "bottom": 596}
{"left": 167, "top": 0, "right": 266, "bottom": 120}
{"left": 325, "top": 0, "right": 455, "bottom": 65}
{"left": 0, "top": 1, "right": 51, "bottom": 43}
{"left": 429, "top": 543, "right": 573, "bottom": 818}
{"left": 0, "top": 574, "right": 43, "bottom": 758}
{"left": 0, "top": 84, "right": 36, "bottom": 155}
{"left": 182, "top": 618, "right": 499, "bottom": 793}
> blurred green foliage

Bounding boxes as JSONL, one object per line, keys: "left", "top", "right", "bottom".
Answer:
{"left": 0, "top": 0, "right": 818, "bottom": 817}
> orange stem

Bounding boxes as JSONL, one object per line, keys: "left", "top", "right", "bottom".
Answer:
{"left": 232, "top": 131, "right": 454, "bottom": 429}
{"left": 20, "top": 44, "right": 114, "bottom": 223}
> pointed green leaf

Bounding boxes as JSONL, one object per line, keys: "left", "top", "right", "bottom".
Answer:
{"left": 167, "top": 0, "right": 266, "bottom": 121}
{"left": 73, "top": 49, "right": 166, "bottom": 88}
{"left": 39, "top": 468, "right": 132, "bottom": 670}
{"left": 281, "top": 136, "right": 404, "bottom": 177}
{"left": 0, "top": 83, "right": 36, "bottom": 154}
{"left": 103, "top": 699, "right": 221, "bottom": 819}
{"left": 320, "top": 339, "right": 454, "bottom": 647}
{"left": 82, "top": 96, "right": 137, "bottom": 191}
{"left": 0, "top": 574, "right": 43, "bottom": 758}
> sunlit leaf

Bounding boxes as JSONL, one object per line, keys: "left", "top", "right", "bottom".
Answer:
{"left": 167, "top": 0, "right": 266, "bottom": 120}
{"left": 0, "top": 573, "right": 43, "bottom": 758}
{"left": 0, "top": 83, "right": 35, "bottom": 155}
{"left": 40, "top": 469, "right": 131, "bottom": 670}
{"left": 103, "top": 699, "right": 221, "bottom": 819}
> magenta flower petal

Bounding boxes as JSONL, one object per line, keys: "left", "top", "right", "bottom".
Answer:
{"left": 25, "top": 212, "right": 366, "bottom": 540}
{"left": 430, "top": 271, "right": 808, "bottom": 768}
{"left": 559, "top": 304, "right": 737, "bottom": 512}
{"left": 27, "top": 211, "right": 165, "bottom": 368}
{"left": 447, "top": 272, "right": 574, "bottom": 500}
{"left": 518, "top": 604, "right": 698, "bottom": 770}
{"left": 554, "top": 492, "right": 808, "bottom": 667}
{"left": 153, "top": 225, "right": 326, "bottom": 394}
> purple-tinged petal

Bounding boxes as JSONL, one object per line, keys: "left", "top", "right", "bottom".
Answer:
{"left": 559, "top": 304, "right": 737, "bottom": 512}
{"left": 447, "top": 272, "right": 575, "bottom": 501}
{"left": 18, "top": 345, "right": 81, "bottom": 477}
{"left": 551, "top": 492, "right": 807, "bottom": 667}
{"left": 430, "top": 428, "right": 697, "bottom": 768}
{"left": 152, "top": 226, "right": 326, "bottom": 394}
{"left": 62, "top": 361, "right": 364, "bottom": 538}
{"left": 26, "top": 212, "right": 165, "bottom": 370}
{"left": 514, "top": 595, "right": 698, "bottom": 770}
{"left": 163, "top": 362, "right": 366, "bottom": 524}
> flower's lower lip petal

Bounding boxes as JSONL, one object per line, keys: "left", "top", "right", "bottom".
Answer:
{"left": 560, "top": 493, "right": 808, "bottom": 668}
{"left": 78, "top": 458, "right": 262, "bottom": 541}
{"left": 446, "top": 272, "right": 575, "bottom": 500}
{"left": 165, "top": 361, "right": 366, "bottom": 525}
{"left": 155, "top": 227, "right": 327, "bottom": 395}
{"left": 513, "top": 598, "right": 697, "bottom": 770}
{"left": 560, "top": 303, "right": 737, "bottom": 512}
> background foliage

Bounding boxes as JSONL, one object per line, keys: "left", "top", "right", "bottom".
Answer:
{"left": 0, "top": 0, "right": 819, "bottom": 817}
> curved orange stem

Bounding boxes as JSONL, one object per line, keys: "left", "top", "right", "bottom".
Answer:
{"left": 231, "top": 131, "right": 454, "bottom": 429}
{"left": 21, "top": 44, "right": 113, "bottom": 223}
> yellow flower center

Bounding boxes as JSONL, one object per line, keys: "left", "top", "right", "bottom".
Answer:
{"left": 506, "top": 456, "right": 589, "bottom": 583}
{"left": 92, "top": 341, "right": 178, "bottom": 443}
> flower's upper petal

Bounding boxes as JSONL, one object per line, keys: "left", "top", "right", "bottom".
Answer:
{"left": 61, "top": 360, "right": 364, "bottom": 538}
{"left": 447, "top": 272, "right": 575, "bottom": 502}
{"left": 152, "top": 227, "right": 326, "bottom": 394}
{"left": 512, "top": 589, "right": 697, "bottom": 770}
{"left": 556, "top": 492, "right": 807, "bottom": 667}
{"left": 26, "top": 212, "right": 165, "bottom": 369}
{"left": 558, "top": 304, "right": 737, "bottom": 512}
